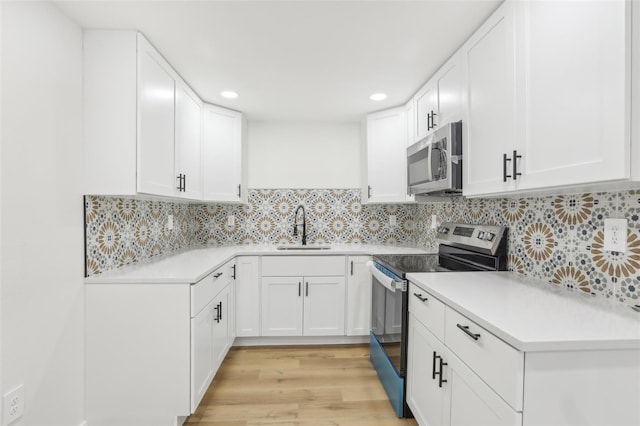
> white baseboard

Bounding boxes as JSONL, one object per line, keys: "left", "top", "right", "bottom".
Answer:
{"left": 233, "top": 335, "right": 369, "bottom": 347}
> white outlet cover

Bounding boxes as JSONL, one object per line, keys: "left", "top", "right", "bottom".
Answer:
{"left": 227, "top": 215, "right": 235, "bottom": 227}
{"left": 167, "top": 214, "right": 174, "bottom": 230}
{"left": 604, "top": 218, "right": 627, "bottom": 252}
{"left": 431, "top": 214, "right": 438, "bottom": 229}
{"left": 3, "top": 385, "right": 24, "bottom": 424}
{"left": 389, "top": 215, "right": 397, "bottom": 226}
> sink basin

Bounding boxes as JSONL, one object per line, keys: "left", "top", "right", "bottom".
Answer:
{"left": 276, "top": 245, "right": 331, "bottom": 251}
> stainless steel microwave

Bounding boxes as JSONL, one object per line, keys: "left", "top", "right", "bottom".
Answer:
{"left": 407, "top": 121, "right": 462, "bottom": 196}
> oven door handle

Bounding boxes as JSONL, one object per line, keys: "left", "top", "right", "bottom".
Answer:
{"left": 367, "top": 261, "right": 404, "bottom": 292}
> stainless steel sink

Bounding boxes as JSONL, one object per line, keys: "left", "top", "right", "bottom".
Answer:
{"left": 276, "top": 245, "right": 331, "bottom": 251}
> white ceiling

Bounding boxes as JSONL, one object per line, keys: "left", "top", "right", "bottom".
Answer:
{"left": 54, "top": 0, "right": 501, "bottom": 122}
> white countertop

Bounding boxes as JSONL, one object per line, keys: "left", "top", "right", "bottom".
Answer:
{"left": 407, "top": 271, "right": 640, "bottom": 352}
{"left": 86, "top": 244, "right": 430, "bottom": 285}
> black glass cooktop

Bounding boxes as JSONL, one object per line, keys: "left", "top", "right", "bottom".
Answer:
{"left": 373, "top": 254, "right": 450, "bottom": 277}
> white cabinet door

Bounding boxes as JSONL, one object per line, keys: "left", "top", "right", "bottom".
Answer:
{"left": 406, "top": 313, "right": 449, "bottom": 426}
{"left": 261, "top": 276, "right": 304, "bottom": 336}
{"left": 346, "top": 256, "right": 372, "bottom": 336}
{"left": 137, "top": 34, "right": 177, "bottom": 197}
{"left": 303, "top": 276, "right": 346, "bottom": 336}
{"left": 405, "top": 98, "right": 417, "bottom": 146}
{"left": 463, "top": 0, "right": 517, "bottom": 196}
{"left": 436, "top": 53, "right": 464, "bottom": 127}
{"left": 415, "top": 82, "right": 438, "bottom": 140}
{"left": 364, "top": 107, "right": 410, "bottom": 203}
{"left": 515, "top": 0, "right": 629, "bottom": 190}
{"left": 191, "top": 301, "right": 214, "bottom": 412}
{"left": 203, "top": 104, "right": 243, "bottom": 203}
{"left": 175, "top": 82, "right": 203, "bottom": 200}
{"left": 212, "top": 285, "right": 230, "bottom": 369}
{"left": 226, "top": 269, "right": 236, "bottom": 344}
{"left": 448, "top": 349, "right": 521, "bottom": 426}
{"left": 235, "top": 256, "right": 261, "bottom": 337}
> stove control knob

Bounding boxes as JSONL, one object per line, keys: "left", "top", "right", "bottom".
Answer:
{"left": 438, "top": 226, "right": 449, "bottom": 234}
{"left": 477, "top": 231, "right": 485, "bottom": 239}
{"left": 484, "top": 232, "right": 495, "bottom": 241}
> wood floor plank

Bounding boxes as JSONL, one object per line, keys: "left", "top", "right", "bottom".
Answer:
{"left": 186, "top": 344, "right": 418, "bottom": 426}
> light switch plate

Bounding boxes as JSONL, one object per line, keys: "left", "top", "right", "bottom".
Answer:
{"left": 603, "top": 218, "right": 627, "bottom": 252}
{"left": 431, "top": 215, "right": 438, "bottom": 229}
{"left": 167, "top": 214, "right": 174, "bottom": 230}
{"left": 389, "top": 215, "right": 396, "bottom": 226}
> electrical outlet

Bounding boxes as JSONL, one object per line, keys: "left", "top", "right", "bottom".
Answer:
{"left": 389, "top": 215, "right": 397, "bottom": 226}
{"left": 3, "top": 385, "right": 24, "bottom": 425}
{"left": 604, "top": 218, "right": 627, "bottom": 252}
{"left": 431, "top": 215, "right": 438, "bottom": 229}
{"left": 167, "top": 214, "right": 174, "bottom": 230}
{"left": 227, "top": 215, "right": 235, "bottom": 227}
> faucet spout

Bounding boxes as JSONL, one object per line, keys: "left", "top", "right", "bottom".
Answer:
{"left": 293, "top": 205, "right": 307, "bottom": 245}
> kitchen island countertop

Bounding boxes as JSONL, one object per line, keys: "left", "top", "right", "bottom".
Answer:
{"left": 407, "top": 271, "right": 640, "bottom": 352}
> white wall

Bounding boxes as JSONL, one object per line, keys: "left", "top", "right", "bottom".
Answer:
{"left": 247, "top": 121, "right": 361, "bottom": 188}
{"left": 1, "top": 2, "right": 85, "bottom": 425}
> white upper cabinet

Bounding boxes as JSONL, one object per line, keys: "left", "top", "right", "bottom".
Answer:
{"left": 410, "top": 52, "right": 464, "bottom": 146}
{"left": 84, "top": 30, "right": 245, "bottom": 202}
{"left": 362, "top": 107, "right": 413, "bottom": 204}
{"left": 202, "top": 104, "right": 246, "bottom": 203}
{"left": 174, "top": 83, "right": 203, "bottom": 200}
{"left": 415, "top": 81, "right": 438, "bottom": 141}
{"left": 462, "top": 0, "right": 517, "bottom": 196}
{"left": 137, "top": 35, "right": 178, "bottom": 197}
{"left": 463, "top": 0, "right": 631, "bottom": 197}
{"left": 514, "top": 0, "right": 629, "bottom": 191}
{"left": 435, "top": 53, "right": 464, "bottom": 129}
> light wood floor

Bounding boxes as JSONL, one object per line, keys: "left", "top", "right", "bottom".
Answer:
{"left": 185, "top": 344, "right": 419, "bottom": 426}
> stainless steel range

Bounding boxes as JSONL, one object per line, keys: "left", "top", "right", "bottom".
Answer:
{"left": 368, "top": 222, "right": 508, "bottom": 418}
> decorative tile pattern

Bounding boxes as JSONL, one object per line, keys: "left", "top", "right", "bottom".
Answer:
{"left": 85, "top": 196, "right": 198, "bottom": 276}
{"left": 193, "top": 189, "right": 416, "bottom": 247}
{"left": 85, "top": 189, "right": 640, "bottom": 308}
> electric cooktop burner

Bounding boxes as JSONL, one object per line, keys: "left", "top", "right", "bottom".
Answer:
{"left": 374, "top": 254, "right": 449, "bottom": 276}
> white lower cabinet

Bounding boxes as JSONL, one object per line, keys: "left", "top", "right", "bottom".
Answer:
{"left": 447, "top": 351, "right": 521, "bottom": 426}
{"left": 191, "top": 299, "right": 215, "bottom": 411}
{"left": 260, "top": 256, "right": 346, "bottom": 337}
{"left": 303, "top": 276, "right": 346, "bottom": 336}
{"left": 406, "top": 282, "right": 639, "bottom": 426}
{"left": 407, "top": 285, "right": 521, "bottom": 426}
{"left": 261, "top": 275, "right": 345, "bottom": 336}
{"left": 346, "top": 256, "right": 372, "bottom": 336}
{"left": 190, "top": 260, "right": 236, "bottom": 412}
{"left": 235, "top": 256, "right": 260, "bottom": 336}
{"left": 407, "top": 313, "right": 449, "bottom": 426}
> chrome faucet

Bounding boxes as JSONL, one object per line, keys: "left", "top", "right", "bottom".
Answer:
{"left": 293, "top": 205, "right": 307, "bottom": 245}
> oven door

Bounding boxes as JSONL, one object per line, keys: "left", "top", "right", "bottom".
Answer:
{"left": 369, "top": 262, "right": 407, "bottom": 376}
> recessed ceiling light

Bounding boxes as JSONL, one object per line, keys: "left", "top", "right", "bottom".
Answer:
{"left": 221, "top": 91, "right": 239, "bottom": 99}
{"left": 370, "top": 93, "right": 387, "bottom": 101}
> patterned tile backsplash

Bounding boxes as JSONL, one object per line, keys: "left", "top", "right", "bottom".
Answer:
{"left": 85, "top": 189, "right": 640, "bottom": 307}
{"left": 84, "top": 196, "right": 198, "bottom": 276}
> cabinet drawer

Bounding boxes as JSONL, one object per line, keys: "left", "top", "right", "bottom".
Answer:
{"left": 191, "top": 262, "right": 231, "bottom": 317}
{"left": 445, "top": 308, "right": 524, "bottom": 411}
{"left": 261, "top": 256, "right": 345, "bottom": 276}
{"left": 408, "top": 282, "right": 445, "bottom": 341}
